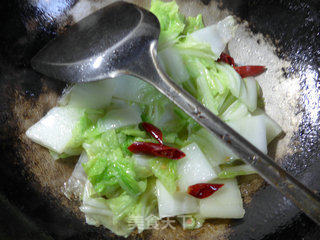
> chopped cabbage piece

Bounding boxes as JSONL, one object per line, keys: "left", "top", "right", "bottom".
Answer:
{"left": 177, "top": 143, "right": 218, "bottom": 192}
{"left": 26, "top": 106, "right": 90, "bottom": 154}
{"left": 156, "top": 180, "right": 198, "bottom": 218}
{"left": 191, "top": 16, "right": 237, "bottom": 58}
{"left": 97, "top": 107, "right": 141, "bottom": 132}
{"left": 199, "top": 179, "right": 245, "bottom": 218}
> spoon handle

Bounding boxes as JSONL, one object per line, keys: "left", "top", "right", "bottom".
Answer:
{"left": 131, "top": 42, "right": 320, "bottom": 225}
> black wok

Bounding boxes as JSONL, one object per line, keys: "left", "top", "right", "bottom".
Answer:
{"left": 0, "top": 0, "right": 319, "bottom": 239}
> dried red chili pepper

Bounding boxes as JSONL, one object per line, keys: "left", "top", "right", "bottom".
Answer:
{"left": 187, "top": 183, "right": 224, "bottom": 199}
{"left": 234, "top": 66, "right": 266, "bottom": 78}
{"left": 217, "top": 52, "right": 266, "bottom": 78}
{"left": 128, "top": 142, "right": 185, "bottom": 160}
{"left": 141, "top": 122, "right": 163, "bottom": 144}
{"left": 217, "top": 52, "right": 236, "bottom": 67}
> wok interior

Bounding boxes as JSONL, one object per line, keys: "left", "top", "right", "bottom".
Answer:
{"left": 2, "top": 0, "right": 319, "bottom": 239}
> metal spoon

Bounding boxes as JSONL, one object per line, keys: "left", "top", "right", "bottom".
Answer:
{"left": 31, "top": 1, "right": 320, "bottom": 224}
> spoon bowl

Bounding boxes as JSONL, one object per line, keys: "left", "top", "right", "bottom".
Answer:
{"left": 31, "top": 2, "right": 160, "bottom": 83}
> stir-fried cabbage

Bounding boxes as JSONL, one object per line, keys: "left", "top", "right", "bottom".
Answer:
{"left": 26, "top": 0, "right": 282, "bottom": 236}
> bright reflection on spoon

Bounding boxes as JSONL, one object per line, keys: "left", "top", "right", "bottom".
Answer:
{"left": 93, "top": 56, "right": 103, "bottom": 69}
